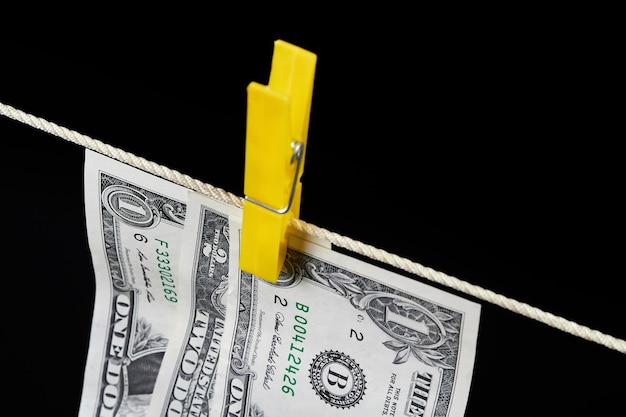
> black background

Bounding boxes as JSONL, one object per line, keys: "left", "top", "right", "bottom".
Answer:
{"left": 2, "top": 9, "right": 624, "bottom": 416}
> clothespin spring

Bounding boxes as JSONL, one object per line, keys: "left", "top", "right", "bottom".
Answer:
{"left": 244, "top": 140, "right": 304, "bottom": 215}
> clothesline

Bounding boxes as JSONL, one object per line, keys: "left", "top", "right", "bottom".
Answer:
{"left": 2, "top": 100, "right": 624, "bottom": 355}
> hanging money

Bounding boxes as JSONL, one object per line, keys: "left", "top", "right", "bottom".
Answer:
{"left": 148, "top": 191, "right": 241, "bottom": 417}
{"left": 79, "top": 150, "right": 189, "bottom": 417}
{"left": 211, "top": 234, "right": 481, "bottom": 417}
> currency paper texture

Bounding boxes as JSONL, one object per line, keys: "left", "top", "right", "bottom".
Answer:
{"left": 80, "top": 150, "right": 190, "bottom": 417}
{"left": 210, "top": 233, "right": 481, "bottom": 417}
{"left": 147, "top": 191, "right": 241, "bottom": 417}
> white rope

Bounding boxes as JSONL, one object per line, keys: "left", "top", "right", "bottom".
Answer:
{"left": 2, "top": 100, "right": 625, "bottom": 355}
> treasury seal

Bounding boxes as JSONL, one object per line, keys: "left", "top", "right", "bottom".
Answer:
{"left": 309, "top": 350, "right": 366, "bottom": 409}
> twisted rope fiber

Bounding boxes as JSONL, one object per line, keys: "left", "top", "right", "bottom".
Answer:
{"left": 2, "top": 101, "right": 624, "bottom": 355}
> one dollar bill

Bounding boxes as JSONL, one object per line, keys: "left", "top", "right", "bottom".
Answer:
{"left": 147, "top": 191, "right": 241, "bottom": 417}
{"left": 210, "top": 232, "right": 481, "bottom": 417}
{"left": 80, "top": 150, "right": 190, "bottom": 417}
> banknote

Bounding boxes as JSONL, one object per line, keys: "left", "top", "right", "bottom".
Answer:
{"left": 210, "top": 233, "right": 481, "bottom": 417}
{"left": 80, "top": 150, "right": 190, "bottom": 417}
{"left": 79, "top": 150, "right": 480, "bottom": 417}
{"left": 147, "top": 191, "right": 241, "bottom": 417}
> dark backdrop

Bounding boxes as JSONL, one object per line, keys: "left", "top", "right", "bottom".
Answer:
{"left": 2, "top": 10, "right": 624, "bottom": 416}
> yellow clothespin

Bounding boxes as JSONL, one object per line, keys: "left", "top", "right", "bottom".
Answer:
{"left": 240, "top": 39, "right": 317, "bottom": 283}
